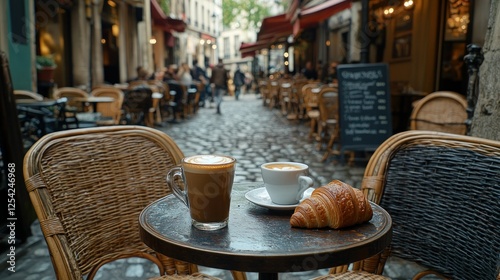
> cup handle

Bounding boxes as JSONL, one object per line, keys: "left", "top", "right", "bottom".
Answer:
{"left": 296, "top": 176, "right": 314, "bottom": 201}
{"left": 166, "top": 166, "right": 188, "bottom": 207}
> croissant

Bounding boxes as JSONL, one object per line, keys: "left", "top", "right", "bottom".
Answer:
{"left": 290, "top": 180, "right": 373, "bottom": 229}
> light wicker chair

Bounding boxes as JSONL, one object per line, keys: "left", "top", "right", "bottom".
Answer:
{"left": 14, "top": 89, "right": 45, "bottom": 101}
{"left": 53, "top": 87, "right": 90, "bottom": 112}
{"left": 302, "top": 83, "right": 322, "bottom": 141}
{"left": 320, "top": 130, "right": 500, "bottom": 279}
{"left": 90, "top": 87, "right": 124, "bottom": 125}
{"left": 409, "top": 91, "right": 467, "bottom": 135}
{"left": 23, "top": 126, "right": 229, "bottom": 280}
{"left": 317, "top": 87, "right": 339, "bottom": 156}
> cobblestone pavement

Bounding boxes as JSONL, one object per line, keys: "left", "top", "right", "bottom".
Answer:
{"left": 1, "top": 93, "right": 429, "bottom": 279}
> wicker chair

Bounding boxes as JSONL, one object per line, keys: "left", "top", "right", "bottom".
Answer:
{"left": 23, "top": 126, "right": 231, "bottom": 280}
{"left": 409, "top": 91, "right": 467, "bottom": 134}
{"left": 90, "top": 87, "right": 124, "bottom": 125}
{"left": 53, "top": 87, "right": 90, "bottom": 112}
{"left": 14, "top": 89, "right": 45, "bottom": 101}
{"left": 320, "top": 130, "right": 500, "bottom": 280}
{"left": 123, "top": 86, "right": 154, "bottom": 126}
{"left": 278, "top": 81, "right": 292, "bottom": 116}
{"left": 316, "top": 86, "right": 352, "bottom": 164}
{"left": 302, "top": 83, "right": 322, "bottom": 141}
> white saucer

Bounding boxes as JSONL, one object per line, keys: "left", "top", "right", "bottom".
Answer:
{"left": 245, "top": 187, "right": 314, "bottom": 211}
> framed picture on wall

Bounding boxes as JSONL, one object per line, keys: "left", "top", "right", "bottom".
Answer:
{"left": 392, "top": 34, "right": 412, "bottom": 59}
{"left": 394, "top": 10, "right": 413, "bottom": 34}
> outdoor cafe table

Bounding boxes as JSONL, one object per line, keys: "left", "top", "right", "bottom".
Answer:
{"left": 74, "top": 96, "right": 115, "bottom": 112}
{"left": 139, "top": 183, "right": 392, "bottom": 280}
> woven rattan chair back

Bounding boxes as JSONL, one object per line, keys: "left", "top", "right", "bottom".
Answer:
{"left": 354, "top": 130, "right": 500, "bottom": 279}
{"left": 410, "top": 91, "right": 467, "bottom": 134}
{"left": 23, "top": 126, "right": 204, "bottom": 279}
{"left": 53, "top": 87, "right": 90, "bottom": 111}
{"left": 318, "top": 87, "right": 339, "bottom": 124}
{"left": 317, "top": 87, "right": 344, "bottom": 162}
{"left": 14, "top": 90, "right": 45, "bottom": 101}
{"left": 123, "top": 86, "right": 153, "bottom": 125}
{"left": 91, "top": 87, "right": 124, "bottom": 124}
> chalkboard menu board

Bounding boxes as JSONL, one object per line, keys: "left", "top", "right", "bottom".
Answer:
{"left": 337, "top": 63, "right": 392, "bottom": 153}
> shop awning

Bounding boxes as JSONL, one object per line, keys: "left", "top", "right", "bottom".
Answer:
{"left": 151, "top": 0, "right": 186, "bottom": 32}
{"left": 294, "top": 0, "right": 352, "bottom": 36}
{"left": 257, "top": 13, "right": 293, "bottom": 42}
{"left": 238, "top": 13, "right": 293, "bottom": 58}
{"left": 239, "top": 41, "right": 269, "bottom": 58}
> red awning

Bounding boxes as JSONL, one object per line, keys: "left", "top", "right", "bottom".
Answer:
{"left": 295, "top": 0, "right": 352, "bottom": 36}
{"left": 201, "top": 33, "right": 215, "bottom": 41}
{"left": 239, "top": 41, "right": 270, "bottom": 58}
{"left": 257, "top": 13, "right": 293, "bottom": 43}
{"left": 151, "top": 0, "right": 186, "bottom": 32}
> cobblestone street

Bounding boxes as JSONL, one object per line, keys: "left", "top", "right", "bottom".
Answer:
{"left": 1, "top": 93, "right": 428, "bottom": 279}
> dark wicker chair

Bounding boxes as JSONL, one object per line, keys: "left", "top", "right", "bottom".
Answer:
{"left": 123, "top": 86, "right": 154, "bottom": 126}
{"left": 23, "top": 126, "right": 243, "bottom": 280}
{"left": 320, "top": 130, "right": 500, "bottom": 280}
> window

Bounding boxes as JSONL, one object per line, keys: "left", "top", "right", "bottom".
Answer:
{"left": 224, "top": 37, "right": 230, "bottom": 59}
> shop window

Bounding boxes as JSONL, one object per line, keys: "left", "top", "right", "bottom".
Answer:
{"left": 438, "top": 0, "right": 472, "bottom": 95}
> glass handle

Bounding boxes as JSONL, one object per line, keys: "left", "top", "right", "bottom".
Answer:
{"left": 166, "top": 166, "right": 188, "bottom": 207}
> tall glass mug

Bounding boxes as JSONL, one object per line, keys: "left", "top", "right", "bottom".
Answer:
{"left": 167, "top": 155, "right": 236, "bottom": 230}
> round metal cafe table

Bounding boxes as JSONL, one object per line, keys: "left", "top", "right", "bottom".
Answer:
{"left": 139, "top": 183, "right": 392, "bottom": 280}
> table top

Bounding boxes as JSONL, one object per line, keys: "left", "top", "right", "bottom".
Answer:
{"left": 74, "top": 96, "right": 115, "bottom": 103}
{"left": 15, "top": 98, "right": 62, "bottom": 106}
{"left": 139, "top": 183, "right": 392, "bottom": 274}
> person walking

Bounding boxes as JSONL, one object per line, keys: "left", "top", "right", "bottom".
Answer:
{"left": 233, "top": 66, "right": 245, "bottom": 100}
{"left": 210, "top": 58, "right": 229, "bottom": 114}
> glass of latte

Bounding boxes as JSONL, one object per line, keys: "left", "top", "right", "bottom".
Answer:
{"left": 167, "top": 154, "right": 236, "bottom": 230}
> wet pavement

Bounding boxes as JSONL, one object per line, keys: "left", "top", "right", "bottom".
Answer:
{"left": 1, "top": 93, "right": 429, "bottom": 279}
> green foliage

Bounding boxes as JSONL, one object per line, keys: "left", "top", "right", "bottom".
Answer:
{"left": 36, "top": 55, "right": 56, "bottom": 69}
{"left": 159, "top": 0, "right": 170, "bottom": 16}
{"left": 222, "top": 0, "right": 272, "bottom": 30}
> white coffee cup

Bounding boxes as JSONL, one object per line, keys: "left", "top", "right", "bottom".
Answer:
{"left": 260, "top": 162, "right": 314, "bottom": 205}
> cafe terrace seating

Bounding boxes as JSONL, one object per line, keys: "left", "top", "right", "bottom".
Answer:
{"left": 316, "top": 87, "right": 341, "bottom": 162}
{"left": 53, "top": 87, "right": 90, "bottom": 112}
{"left": 90, "top": 87, "right": 124, "bottom": 125}
{"left": 302, "top": 83, "right": 322, "bottom": 140}
{"left": 14, "top": 90, "right": 71, "bottom": 136}
{"left": 123, "top": 86, "right": 154, "bottom": 126}
{"left": 14, "top": 89, "right": 45, "bottom": 101}
{"left": 410, "top": 91, "right": 468, "bottom": 135}
{"left": 291, "top": 78, "right": 309, "bottom": 120}
{"left": 258, "top": 80, "right": 268, "bottom": 106}
{"left": 278, "top": 80, "right": 292, "bottom": 116}
{"left": 267, "top": 80, "right": 280, "bottom": 109}
{"left": 22, "top": 126, "right": 237, "bottom": 280}
{"left": 317, "top": 130, "right": 500, "bottom": 280}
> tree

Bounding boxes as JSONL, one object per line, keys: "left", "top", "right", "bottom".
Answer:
{"left": 158, "top": 0, "right": 170, "bottom": 16}
{"left": 471, "top": 0, "right": 500, "bottom": 141}
{"left": 222, "top": 0, "right": 273, "bottom": 30}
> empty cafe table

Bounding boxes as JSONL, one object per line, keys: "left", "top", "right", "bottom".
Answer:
{"left": 74, "top": 96, "right": 114, "bottom": 112}
{"left": 139, "top": 183, "right": 392, "bottom": 280}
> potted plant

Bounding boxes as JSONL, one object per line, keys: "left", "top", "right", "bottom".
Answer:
{"left": 36, "top": 55, "right": 57, "bottom": 82}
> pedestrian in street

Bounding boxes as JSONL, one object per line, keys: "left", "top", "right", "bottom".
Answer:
{"left": 210, "top": 58, "right": 229, "bottom": 114}
{"left": 233, "top": 66, "right": 245, "bottom": 100}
